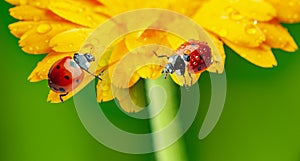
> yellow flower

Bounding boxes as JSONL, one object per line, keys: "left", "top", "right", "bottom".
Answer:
{"left": 7, "top": 0, "right": 299, "bottom": 112}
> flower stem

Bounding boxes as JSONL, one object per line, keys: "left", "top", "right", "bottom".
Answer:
{"left": 145, "top": 76, "right": 188, "bottom": 161}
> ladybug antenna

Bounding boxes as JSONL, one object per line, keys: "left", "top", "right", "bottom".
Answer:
{"left": 59, "top": 92, "right": 69, "bottom": 102}
{"left": 153, "top": 51, "right": 169, "bottom": 59}
{"left": 83, "top": 69, "right": 103, "bottom": 81}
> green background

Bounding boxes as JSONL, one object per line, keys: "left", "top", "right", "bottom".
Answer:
{"left": 1, "top": 1, "right": 300, "bottom": 161}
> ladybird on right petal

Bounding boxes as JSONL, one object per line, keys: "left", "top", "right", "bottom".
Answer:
{"left": 155, "top": 39, "right": 213, "bottom": 86}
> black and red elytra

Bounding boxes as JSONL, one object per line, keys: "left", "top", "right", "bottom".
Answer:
{"left": 48, "top": 53, "right": 102, "bottom": 102}
{"left": 154, "top": 39, "right": 213, "bottom": 86}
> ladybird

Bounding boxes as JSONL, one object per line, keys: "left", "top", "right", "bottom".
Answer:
{"left": 48, "top": 53, "right": 102, "bottom": 102}
{"left": 154, "top": 39, "right": 213, "bottom": 86}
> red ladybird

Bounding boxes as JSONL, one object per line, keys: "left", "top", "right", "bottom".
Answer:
{"left": 48, "top": 53, "right": 102, "bottom": 102}
{"left": 154, "top": 39, "right": 213, "bottom": 86}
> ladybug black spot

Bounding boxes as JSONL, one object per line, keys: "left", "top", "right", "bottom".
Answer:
{"left": 64, "top": 75, "right": 70, "bottom": 80}
{"left": 56, "top": 65, "right": 60, "bottom": 69}
{"left": 59, "top": 88, "right": 65, "bottom": 92}
{"left": 76, "top": 79, "right": 80, "bottom": 83}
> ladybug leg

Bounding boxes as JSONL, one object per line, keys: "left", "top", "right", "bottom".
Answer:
{"left": 59, "top": 92, "right": 69, "bottom": 102}
{"left": 188, "top": 72, "right": 193, "bottom": 86}
{"left": 153, "top": 51, "right": 169, "bottom": 58}
{"left": 182, "top": 74, "right": 187, "bottom": 86}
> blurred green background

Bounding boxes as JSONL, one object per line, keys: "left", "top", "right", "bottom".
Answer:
{"left": 1, "top": 1, "right": 300, "bottom": 161}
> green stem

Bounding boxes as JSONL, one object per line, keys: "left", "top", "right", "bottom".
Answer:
{"left": 145, "top": 76, "right": 188, "bottom": 161}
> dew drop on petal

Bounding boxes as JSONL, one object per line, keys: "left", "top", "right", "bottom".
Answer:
{"left": 45, "top": 39, "right": 49, "bottom": 43}
{"left": 36, "top": 24, "right": 52, "bottom": 34}
{"left": 102, "top": 85, "right": 109, "bottom": 91}
{"left": 102, "top": 92, "right": 107, "bottom": 96}
{"left": 78, "top": 8, "right": 84, "bottom": 12}
{"left": 288, "top": 1, "right": 295, "bottom": 6}
{"left": 28, "top": 24, "right": 33, "bottom": 29}
{"left": 219, "top": 29, "right": 228, "bottom": 37}
{"left": 38, "top": 73, "right": 44, "bottom": 79}
{"left": 35, "top": 46, "right": 40, "bottom": 50}
{"left": 293, "top": 14, "right": 299, "bottom": 19}
{"left": 35, "top": 2, "right": 41, "bottom": 6}
{"left": 253, "top": 20, "right": 258, "bottom": 25}
{"left": 230, "top": 11, "right": 243, "bottom": 20}
{"left": 33, "top": 16, "right": 41, "bottom": 21}
{"left": 245, "top": 24, "right": 258, "bottom": 34}
{"left": 20, "top": 0, "right": 27, "bottom": 5}
{"left": 87, "top": 16, "right": 93, "bottom": 21}
{"left": 28, "top": 47, "right": 33, "bottom": 51}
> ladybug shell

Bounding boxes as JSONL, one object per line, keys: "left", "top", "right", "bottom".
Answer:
{"left": 48, "top": 56, "right": 84, "bottom": 93}
{"left": 187, "top": 42, "right": 212, "bottom": 74}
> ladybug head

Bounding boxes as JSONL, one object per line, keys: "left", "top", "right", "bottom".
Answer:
{"left": 84, "top": 53, "right": 95, "bottom": 62}
{"left": 183, "top": 54, "right": 190, "bottom": 62}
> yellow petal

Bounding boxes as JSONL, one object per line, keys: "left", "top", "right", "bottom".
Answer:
{"left": 223, "top": 39, "right": 277, "bottom": 68}
{"left": 6, "top": 0, "right": 50, "bottom": 9}
{"left": 49, "top": 28, "right": 93, "bottom": 52}
{"left": 265, "top": 0, "right": 300, "bottom": 23}
{"left": 98, "top": 0, "right": 169, "bottom": 16}
{"left": 108, "top": 38, "right": 140, "bottom": 88}
{"left": 230, "top": 0, "right": 276, "bottom": 21}
{"left": 9, "top": 5, "right": 62, "bottom": 21}
{"left": 49, "top": 0, "right": 108, "bottom": 28}
{"left": 206, "top": 32, "right": 226, "bottom": 73}
{"left": 193, "top": 0, "right": 266, "bottom": 47}
{"left": 125, "top": 30, "right": 175, "bottom": 80}
{"left": 112, "top": 80, "right": 147, "bottom": 113}
{"left": 96, "top": 70, "right": 114, "bottom": 102}
{"left": 170, "top": 72, "right": 201, "bottom": 87}
{"left": 19, "top": 21, "right": 79, "bottom": 54}
{"left": 167, "top": 0, "right": 207, "bottom": 17}
{"left": 8, "top": 21, "right": 38, "bottom": 38}
{"left": 257, "top": 20, "right": 298, "bottom": 52}
{"left": 28, "top": 52, "right": 74, "bottom": 82}
{"left": 137, "top": 65, "right": 163, "bottom": 79}
{"left": 125, "top": 29, "right": 172, "bottom": 51}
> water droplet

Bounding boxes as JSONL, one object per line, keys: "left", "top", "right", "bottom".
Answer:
{"left": 37, "top": 24, "right": 51, "bottom": 34}
{"left": 27, "top": 24, "right": 33, "bottom": 29}
{"left": 288, "top": 1, "right": 295, "bottom": 6}
{"left": 35, "top": 2, "right": 41, "bottom": 6}
{"left": 28, "top": 47, "right": 33, "bottom": 51}
{"left": 33, "top": 16, "right": 40, "bottom": 21}
{"left": 78, "top": 8, "right": 84, "bottom": 12}
{"left": 39, "top": 73, "right": 45, "bottom": 79}
{"left": 35, "top": 46, "right": 40, "bottom": 50}
{"left": 45, "top": 39, "right": 49, "bottom": 43}
{"left": 68, "top": 44, "right": 74, "bottom": 48}
{"left": 102, "top": 92, "right": 107, "bottom": 96}
{"left": 292, "top": 14, "right": 299, "bottom": 19}
{"left": 253, "top": 20, "right": 258, "bottom": 25}
{"left": 87, "top": 16, "right": 93, "bottom": 21}
{"left": 20, "top": 0, "right": 27, "bottom": 5}
{"left": 102, "top": 85, "right": 109, "bottom": 91}
{"left": 226, "top": 7, "right": 243, "bottom": 21}
{"left": 219, "top": 29, "right": 228, "bottom": 37}
{"left": 245, "top": 24, "right": 258, "bottom": 34}
{"left": 241, "top": 53, "right": 247, "bottom": 58}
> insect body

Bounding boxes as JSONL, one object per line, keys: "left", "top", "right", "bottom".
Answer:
{"left": 48, "top": 53, "right": 102, "bottom": 102}
{"left": 154, "top": 39, "right": 213, "bottom": 86}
